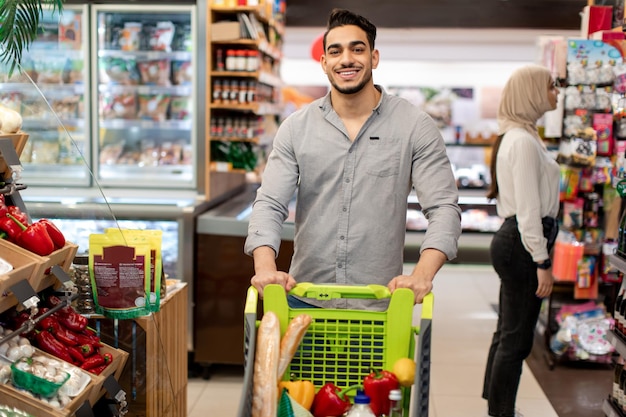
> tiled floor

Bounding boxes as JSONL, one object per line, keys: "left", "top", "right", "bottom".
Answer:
{"left": 187, "top": 264, "right": 560, "bottom": 416}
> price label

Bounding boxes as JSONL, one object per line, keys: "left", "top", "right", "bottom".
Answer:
{"left": 617, "top": 179, "right": 626, "bottom": 197}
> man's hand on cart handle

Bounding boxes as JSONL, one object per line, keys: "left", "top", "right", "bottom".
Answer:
{"left": 251, "top": 246, "right": 297, "bottom": 298}
{"left": 251, "top": 270, "right": 297, "bottom": 299}
{"left": 389, "top": 248, "right": 446, "bottom": 304}
{"left": 388, "top": 274, "right": 433, "bottom": 304}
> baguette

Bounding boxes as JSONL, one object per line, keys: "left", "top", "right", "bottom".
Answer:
{"left": 252, "top": 311, "right": 281, "bottom": 417}
{"left": 277, "top": 314, "right": 312, "bottom": 380}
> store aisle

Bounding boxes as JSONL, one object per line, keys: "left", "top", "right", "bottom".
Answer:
{"left": 187, "top": 264, "right": 559, "bottom": 416}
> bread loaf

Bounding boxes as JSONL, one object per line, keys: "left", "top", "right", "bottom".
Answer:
{"left": 277, "top": 314, "right": 312, "bottom": 380}
{"left": 252, "top": 311, "right": 280, "bottom": 417}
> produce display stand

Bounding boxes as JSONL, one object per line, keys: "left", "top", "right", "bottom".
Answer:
{"left": 237, "top": 283, "right": 433, "bottom": 417}
{"left": 89, "top": 283, "right": 189, "bottom": 417}
{"left": 0, "top": 131, "right": 129, "bottom": 416}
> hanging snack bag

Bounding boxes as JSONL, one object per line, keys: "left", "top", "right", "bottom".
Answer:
{"left": 89, "top": 232, "right": 152, "bottom": 319}
{"left": 104, "top": 228, "right": 163, "bottom": 312}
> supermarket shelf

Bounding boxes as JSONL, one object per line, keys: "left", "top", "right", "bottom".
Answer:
{"left": 607, "top": 330, "right": 626, "bottom": 358}
{"left": 97, "top": 49, "right": 193, "bottom": 61}
{"left": 610, "top": 254, "right": 626, "bottom": 274}
{"left": 98, "top": 83, "right": 193, "bottom": 96}
{"left": 100, "top": 118, "right": 193, "bottom": 130}
{"left": 603, "top": 397, "right": 624, "bottom": 417}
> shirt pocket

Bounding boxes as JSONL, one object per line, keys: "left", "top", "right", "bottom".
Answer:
{"left": 365, "top": 137, "right": 401, "bottom": 177}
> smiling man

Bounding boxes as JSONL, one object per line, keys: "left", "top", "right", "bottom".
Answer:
{"left": 244, "top": 8, "right": 462, "bottom": 310}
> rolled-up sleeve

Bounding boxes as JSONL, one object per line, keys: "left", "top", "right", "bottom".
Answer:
{"left": 244, "top": 119, "right": 300, "bottom": 257}
{"left": 411, "top": 113, "right": 462, "bottom": 260}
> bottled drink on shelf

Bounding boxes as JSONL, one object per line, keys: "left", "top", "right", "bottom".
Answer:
{"left": 617, "top": 197, "right": 626, "bottom": 257}
{"left": 615, "top": 358, "right": 624, "bottom": 404}
{"left": 616, "top": 288, "right": 625, "bottom": 332}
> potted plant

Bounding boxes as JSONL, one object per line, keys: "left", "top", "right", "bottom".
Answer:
{"left": 0, "top": 0, "right": 65, "bottom": 76}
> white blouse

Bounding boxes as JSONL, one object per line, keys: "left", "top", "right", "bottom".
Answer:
{"left": 495, "top": 128, "right": 561, "bottom": 262}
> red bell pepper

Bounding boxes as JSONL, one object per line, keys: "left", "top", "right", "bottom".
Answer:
{"left": 6, "top": 213, "right": 55, "bottom": 256}
{"left": 363, "top": 369, "right": 400, "bottom": 416}
{"left": 7, "top": 206, "right": 28, "bottom": 225}
{"left": 0, "top": 215, "right": 21, "bottom": 241}
{"left": 311, "top": 383, "right": 359, "bottom": 417}
{"left": 38, "top": 316, "right": 60, "bottom": 334}
{"left": 39, "top": 219, "right": 65, "bottom": 249}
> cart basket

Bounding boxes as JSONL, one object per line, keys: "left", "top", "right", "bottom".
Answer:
{"left": 236, "top": 283, "right": 433, "bottom": 417}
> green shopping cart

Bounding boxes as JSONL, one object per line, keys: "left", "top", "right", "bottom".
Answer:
{"left": 237, "top": 283, "right": 433, "bottom": 417}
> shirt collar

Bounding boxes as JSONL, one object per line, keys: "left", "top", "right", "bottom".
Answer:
{"left": 318, "top": 85, "right": 386, "bottom": 115}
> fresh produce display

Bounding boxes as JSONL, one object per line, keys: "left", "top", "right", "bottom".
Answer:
{"left": 0, "top": 196, "right": 66, "bottom": 256}
{"left": 10, "top": 296, "right": 111, "bottom": 375}
{"left": 0, "top": 328, "right": 35, "bottom": 363}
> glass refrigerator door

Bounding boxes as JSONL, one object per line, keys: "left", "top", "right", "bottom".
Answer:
{"left": 92, "top": 5, "right": 197, "bottom": 189}
{"left": 0, "top": 5, "right": 91, "bottom": 187}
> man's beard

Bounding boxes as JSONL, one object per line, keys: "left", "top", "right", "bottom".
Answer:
{"left": 329, "top": 69, "right": 372, "bottom": 95}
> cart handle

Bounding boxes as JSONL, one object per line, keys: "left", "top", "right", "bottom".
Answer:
{"left": 245, "top": 284, "right": 433, "bottom": 320}
{"left": 244, "top": 286, "right": 258, "bottom": 315}
{"left": 289, "top": 282, "right": 391, "bottom": 300}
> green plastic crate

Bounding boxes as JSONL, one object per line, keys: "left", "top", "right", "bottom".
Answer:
{"left": 237, "top": 283, "right": 433, "bottom": 417}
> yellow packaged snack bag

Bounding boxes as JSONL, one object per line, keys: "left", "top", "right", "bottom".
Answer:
{"left": 89, "top": 232, "right": 152, "bottom": 319}
{"left": 105, "top": 228, "right": 163, "bottom": 312}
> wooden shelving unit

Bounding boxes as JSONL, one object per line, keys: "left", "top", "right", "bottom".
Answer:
{"left": 204, "top": 2, "right": 284, "bottom": 200}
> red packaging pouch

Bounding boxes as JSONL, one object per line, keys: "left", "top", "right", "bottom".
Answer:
{"left": 104, "top": 228, "right": 163, "bottom": 312}
{"left": 89, "top": 232, "right": 152, "bottom": 319}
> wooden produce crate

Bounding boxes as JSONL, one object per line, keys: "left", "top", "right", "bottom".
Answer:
{"left": 0, "top": 239, "right": 45, "bottom": 314}
{"left": 29, "top": 241, "right": 79, "bottom": 293}
{"left": 0, "top": 348, "right": 96, "bottom": 417}
{"left": 86, "top": 343, "right": 129, "bottom": 407}
{"left": 0, "top": 131, "right": 29, "bottom": 179}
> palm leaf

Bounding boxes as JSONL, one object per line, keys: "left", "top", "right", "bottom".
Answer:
{"left": 0, "top": 0, "right": 64, "bottom": 76}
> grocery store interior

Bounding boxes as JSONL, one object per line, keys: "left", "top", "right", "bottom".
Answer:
{"left": 0, "top": 0, "right": 626, "bottom": 416}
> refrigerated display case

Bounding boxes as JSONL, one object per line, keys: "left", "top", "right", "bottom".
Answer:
{"left": 92, "top": 4, "right": 198, "bottom": 189}
{"left": 0, "top": 4, "right": 91, "bottom": 187}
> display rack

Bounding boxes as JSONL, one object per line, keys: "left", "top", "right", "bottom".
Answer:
{"left": 205, "top": 2, "right": 285, "bottom": 200}
{"left": 0, "top": 134, "right": 127, "bottom": 417}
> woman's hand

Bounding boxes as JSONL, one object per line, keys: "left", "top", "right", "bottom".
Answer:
{"left": 536, "top": 268, "right": 554, "bottom": 298}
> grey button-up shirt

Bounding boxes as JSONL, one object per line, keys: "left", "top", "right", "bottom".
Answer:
{"left": 245, "top": 87, "right": 461, "bottom": 308}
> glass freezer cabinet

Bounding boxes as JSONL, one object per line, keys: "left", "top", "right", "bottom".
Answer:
{"left": 92, "top": 4, "right": 198, "bottom": 189}
{"left": 0, "top": 5, "right": 91, "bottom": 187}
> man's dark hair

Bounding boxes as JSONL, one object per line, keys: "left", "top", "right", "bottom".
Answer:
{"left": 323, "top": 9, "right": 377, "bottom": 52}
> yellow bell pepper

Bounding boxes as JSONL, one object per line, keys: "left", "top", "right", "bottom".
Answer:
{"left": 279, "top": 379, "right": 316, "bottom": 410}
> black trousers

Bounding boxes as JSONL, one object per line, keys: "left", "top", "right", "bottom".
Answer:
{"left": 482, "top": 216, "right": 550, "bottom": 416}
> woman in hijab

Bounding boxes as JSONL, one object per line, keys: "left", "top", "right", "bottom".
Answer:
{"left": 482, "top": 64, "right": 560, "bottom": 417}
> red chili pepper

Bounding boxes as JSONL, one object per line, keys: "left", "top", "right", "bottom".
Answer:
{"left": 311, "top": 383, "right": 359, "bottom": 417}
{"left": 80, "top": 354, "right": 105, "bottom": 371}
{"left": 58, "top": 312, "right": 88, "bottom": 333}
{"left": 37, "top": 317, "right": 60, "bottom": 334}
{"left": 363, "top": 368, "right": 400, "bottom": 416}
{"left": 38, "top": 219, "right": 65, "bottom": 249}
{"left": 67, "top": 346, "right": 86, "bottom": 364}
{"left": 80, "top": 343, "right": 96, "bottom": 357}
{"left": 6, "top": 213, "right": 55, "bottom": 256}
{"left": 102, "top": 352, "right": 113, "bottom": 364}
{"left": 90, "top": 363, "right": 109, "bottom": 375}
{"left": 35, "top": 331, "right": 74, "bottom": 364}
{"left": 46, "top": 295, "right": 89, "bottom": 332}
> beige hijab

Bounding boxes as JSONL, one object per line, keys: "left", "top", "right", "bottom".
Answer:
{"left": 498, "top": 64, "right": 554, "bottom": 138}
